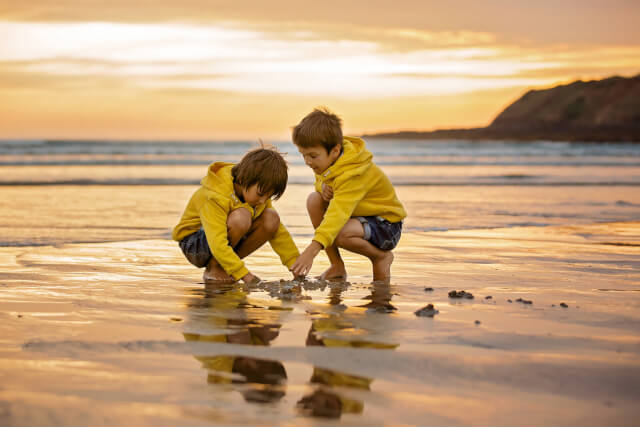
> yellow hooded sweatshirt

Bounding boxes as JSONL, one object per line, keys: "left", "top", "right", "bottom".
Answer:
{"left": 312, "top": 136, "right": 407, "bottom": 249}
{"left": 172, "top": 163, "right": 299, "bottom": 280}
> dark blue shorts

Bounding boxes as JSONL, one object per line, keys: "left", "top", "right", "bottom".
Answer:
{"left": 179, "top": 228, "right": 247, "bottom": 268}
{"left": 179, "top": 228, "right": 212, "bottom": 268}
{"left": 356, "top": 216, "right": 403, "bottom": 251}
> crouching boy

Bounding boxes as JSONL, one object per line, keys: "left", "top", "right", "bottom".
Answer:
{"left": 173, "top": 147, "right": 299, "bottom": 284}
{"left": 290, "top": 108, "right": 406, "bottom": 282}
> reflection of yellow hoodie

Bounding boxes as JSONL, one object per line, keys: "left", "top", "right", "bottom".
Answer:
{"left": 313, "top": 137, "right": 407, "bottom": 249}
{"left": 172, "top": 163, "right": 299, "bottom": 280}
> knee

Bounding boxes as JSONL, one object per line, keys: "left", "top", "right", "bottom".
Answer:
{"left": 227, "top": 208, "right": 252, "bottom": 235}
{"left": 307, "top": 191, "right": 326, "bottom": 214}
{"left": 260, "top": 208, "right": 280, "bottom": 237}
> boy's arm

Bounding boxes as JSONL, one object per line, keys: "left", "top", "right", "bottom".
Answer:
{"left": 200, "top": 201, "right": 250, "bottom": 281}
{"left": 312, "top": 177, "right": 368, "bottom": 249}
{"left": 265, "top": 201, "right": 301, "bottom": 274}
{"left": 291, "top": 178, "right": 367, "bottom": 277}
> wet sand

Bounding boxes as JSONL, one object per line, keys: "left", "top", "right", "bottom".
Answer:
{"left": 1, "top": 184, "right": 640, "bottom": 426}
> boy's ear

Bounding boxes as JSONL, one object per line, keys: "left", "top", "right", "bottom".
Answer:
{"left": 330, "top": 144, "right": 341, "bottom": 157}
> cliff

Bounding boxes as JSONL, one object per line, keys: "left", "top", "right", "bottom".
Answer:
{"left": 366, "top": 74, "right": 640, "bottom": 142}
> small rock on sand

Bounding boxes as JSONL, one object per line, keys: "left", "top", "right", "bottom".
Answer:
{"left": 424, "top": 287, "right": 434, "bottom": 292}
{"left": 415, "top": 304, "right": 439, "bottom": 317}
{"left": 448, "top": 290, "right": 474, "bottom": 299}
{"left": 560, "top": 302, "right": 569, "bottom": 308}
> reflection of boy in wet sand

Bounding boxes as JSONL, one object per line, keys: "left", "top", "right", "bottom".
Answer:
{"left": 173, "top": 147, "right": 299, "bottom": 284}
{"left": 183, "top": 283, "right": 287, "bottom": 403}
{"left": 298, "top": 313, "right": 397, "bottom": 418}
{"left": 291, "top": 108, "right": 407, "bottom": 282}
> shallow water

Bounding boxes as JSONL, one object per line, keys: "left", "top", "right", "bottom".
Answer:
{"left": 1, "top": 185, "right": 639, "bottom": 425}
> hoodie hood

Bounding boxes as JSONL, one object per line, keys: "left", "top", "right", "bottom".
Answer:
{"left": 319, "top": 136, "right": 372, "bottom": 181}
{"left": 200, "top": 162, "right": 244, "bottom": 205}
{"left": 201, "top": 162, "right": 234, "bottom": 192}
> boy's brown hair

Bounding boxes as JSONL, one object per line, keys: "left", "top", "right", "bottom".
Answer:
{"left": 232, "top": 147, "right": 288, "bottom": 200}
{"left": 292, "top": 107, "right": 343, "bottom": 153}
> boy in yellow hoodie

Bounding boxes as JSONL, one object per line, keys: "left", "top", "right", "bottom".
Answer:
{"left": 291, "top": 108, "right": 406, "bottom": 282}
{"left": 173, "top": 147, "right": 299, "bottom": 284}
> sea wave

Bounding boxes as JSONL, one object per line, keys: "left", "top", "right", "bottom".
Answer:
{"left": 1, "top": 178, "right": 639, "bottom": 186}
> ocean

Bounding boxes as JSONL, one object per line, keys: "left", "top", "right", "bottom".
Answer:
{"left": 0, "top": 139, "right": 638, "bottom": 247}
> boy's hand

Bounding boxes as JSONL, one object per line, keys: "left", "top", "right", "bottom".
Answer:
{"left": 241, "top": 272, "right": 261, "bottom": 285}
{"left": 291, "top": 241, "right": 323, "bottom": 277}
{"left": 320, "top": 184, "right": 334, "bottom": 202}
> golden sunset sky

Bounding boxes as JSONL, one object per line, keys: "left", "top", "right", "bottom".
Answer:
{"left": 1, "top": 0, "right": 639, "bottom": 140}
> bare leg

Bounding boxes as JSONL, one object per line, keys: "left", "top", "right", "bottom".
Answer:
{"left": 235, "top": 208, "right": 280, "bottom": 259}
{"left": 307, "top": 192, "right": 347, "bottom": 280}
{"left": 203, "top": 208, "right": 253, "bottom": 283}
{"left": 334, "top": 219, "right": 394, "bottom": 282}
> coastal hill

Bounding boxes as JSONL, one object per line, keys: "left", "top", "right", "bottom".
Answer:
{"left": 365, "top": 74, "right": 640, "bottom": 142}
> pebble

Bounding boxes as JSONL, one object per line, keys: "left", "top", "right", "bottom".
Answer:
{"left": 560, "top": 302, "right": 569, "bottom": 308}
{"left": 474, "top": 320, "right": 481, "bottom": 325}
{"left": 424, "top": 287, "right": 434, "bottom": 292}
{"left": 485, "top": 295, "right": 492, "bottom": 300}
{"left": 448, "top": 290, "right": 474, "bottom": 299}
{"left": 516, "top": 298, "right": 533, "bottom": 304}
{"left": 415, "top": 304, "right": 439, "bottom": 317}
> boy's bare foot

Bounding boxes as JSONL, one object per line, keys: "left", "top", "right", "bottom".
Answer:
{"left": 318, "top": 264, "right": 347, "bottom": 281}
{"left": 203, "top": 262, "right": 234, "bottom": 283}
{"left": 372, "top": 251, "right": 394, "bottom": 282}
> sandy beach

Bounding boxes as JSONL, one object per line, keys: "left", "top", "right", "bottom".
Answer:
{"left": 1, "top": 178, "right": 639, "bottom": 426}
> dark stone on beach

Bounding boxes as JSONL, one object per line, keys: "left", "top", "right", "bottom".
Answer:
{"left": 268, "top": 306, "right": 294, "bottom": 311}
{"left": 424, "top": 287, "right": 434, "bottom": 292}
{"left": 560, "top": 302, "right": 569, "bottom": 308}
{"left": 415, "top": 304, "right": 439, "bottom": 317}
{"left": 515, "top": 298, "right": 533, "bottom": 304}
{"left": 297, "top": 389, "right": 342, "bottom": 418}
{"left": 474, "top": 320, "right": 481, "bottom": 325}
{"left": 169, "top": 317, "right": 182, "bottom": 322}
{"left": 448, "top": 290, "right": 474, "bottom": 299}
{"left": 485, "top": 295, "right": 492, "bottom": 300}
{"left": 508, "top": 299, "right": 513, "bottom": 303}
{"left": 17, "top": 314, "right": 22, "bottom": 318}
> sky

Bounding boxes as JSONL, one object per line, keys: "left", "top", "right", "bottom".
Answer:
{"left": 1, "top": 0, "right": 639, "bottom": 141}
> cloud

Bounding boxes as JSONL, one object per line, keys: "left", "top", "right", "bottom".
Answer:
{"left": 2, "top": 0, "right": 639, "bottom": 45}
{"left": 1, "top": 20, "right": 638, "bottom": 100}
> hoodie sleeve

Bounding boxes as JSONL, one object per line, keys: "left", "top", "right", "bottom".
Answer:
{"left": 313, "top": 175, "right": 368, "bottom": 249}
{"left": 265, "top": 201, "right": 300, "bottom": 269}
{"left": 200, "top": 198, "right": 249, "bottom": 280}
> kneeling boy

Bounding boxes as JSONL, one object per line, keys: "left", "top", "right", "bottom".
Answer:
{"left": 173, "top": 147, "right": 299, "bottom": 284}
{"left": 290, "top": 108, "right": 406, "bottom": 282}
